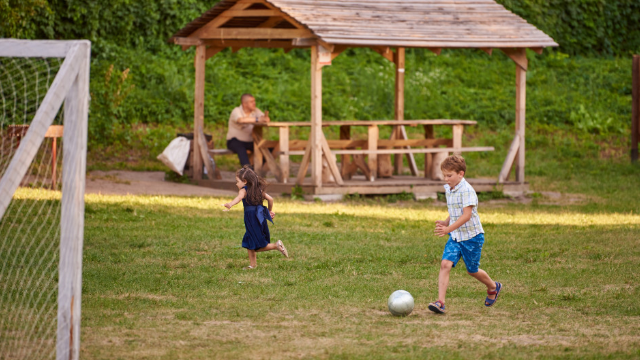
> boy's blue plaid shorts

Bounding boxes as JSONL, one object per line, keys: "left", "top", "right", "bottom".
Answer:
{"left": 441, "top": 233, "right": 485, "bottom": 273}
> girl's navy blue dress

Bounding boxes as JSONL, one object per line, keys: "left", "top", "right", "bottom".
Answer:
{"left": 241, "top": 186, "right": 273, "bottom": 250}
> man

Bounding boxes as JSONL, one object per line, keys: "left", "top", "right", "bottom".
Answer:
{"left": 226, "top": 93, "right": 270, "bottom": 167}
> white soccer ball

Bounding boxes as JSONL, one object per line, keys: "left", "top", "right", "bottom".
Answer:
{"left": 387, "top": 290, "right": 414, "bottom": 316}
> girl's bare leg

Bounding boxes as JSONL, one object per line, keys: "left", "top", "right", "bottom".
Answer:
{"left": 256, "top": 243, "right": 277, "bottom": 252}
{"left": 467, "top": 269, "right": 497, "bottom": 300}
{"left": 438, "top": 260, "right": 454, "bottom": 304}
{"left": 247, "top": 249, "right": 257, "bottom": 268}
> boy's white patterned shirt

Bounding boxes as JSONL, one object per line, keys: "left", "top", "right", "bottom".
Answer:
{"left": 444, "top": 178, "right": 484, "bottom": 241}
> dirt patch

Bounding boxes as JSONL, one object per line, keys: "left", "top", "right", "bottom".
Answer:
{"left": 85, "top": 170, "right": 236, "bottom": 197}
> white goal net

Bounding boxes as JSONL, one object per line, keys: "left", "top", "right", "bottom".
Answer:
{"left": 0, "top": 40, "right": 90, "bottom": 360}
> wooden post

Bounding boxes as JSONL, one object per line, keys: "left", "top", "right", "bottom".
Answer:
{"left": 368, "top": 125, "right": 378, "bottom": 180}
{"left": 394, "top": 47, "right": 405, "bottom": 174}
{"left": 452, "top": 124, "right": 463, "bottom": 155}
{"left": 192, "top": 44, "right": 206, "bottom": 180}
{"left": 311, "top": 46, "right": 323, "bottom": 187}
{"left": 253, "top": 126, "right": 263, "bottom": 175}
{"left": 279, "top": 126, "right": 289, "bottom": 182}
{"left": 632, "top": 55, "right": 639, "bottom": 162}
{"left": 515, "top": 59, "right": 527, "bottom": 182}
{"left": 424, "top": 124, "right": 434, "bottom": 179}
{"left": 59, "top": 40, "right": 90, "bottom": 360}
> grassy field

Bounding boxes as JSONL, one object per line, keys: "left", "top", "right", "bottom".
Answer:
{"left": 54, "top": 159, "right": 633, "bottom": 359}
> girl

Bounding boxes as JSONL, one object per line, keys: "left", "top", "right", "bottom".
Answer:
{"left": 223, "top": 165, "right": 288, "bottom": 269}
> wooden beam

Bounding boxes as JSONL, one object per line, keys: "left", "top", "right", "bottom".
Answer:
{"left": 515, "top": 61, "right": 526, "bottom": 182}
{"left": 199, "top": 28, "right": 312, "bottom": 40}
{"left": 204, "top": 40, "right": 297, "bottom": 49}
{"left": 174, "top": 37, "right": 203, "bottom": 46}
{"left": 192, "top": 44, "right": 206, "bottom": 180}
{"left": 296, "top": 143, "right": 311, "bottom": 186}
{"left": 530, "top": 47, "right": 544, "bottom": 55}
{"left": 452, "top": 124, "right": 463, "bottom": 155}
{"left": 424, "top": 124, "right": 434, "bottom": 179}
{"left": 311, "top": 45, "right": 323, "bottom": 188}
{"left": 279, "top": 127, "right": 289, "bottom": 182}
{"left": 205, "top": 47, "right": 224, "bottom": 61}
{"left": 394, "top": 47, "right": 405, "bottom": 175}
{"left": 501, "top": 48, "right": 528, "bottom": 71}
{"left": 481, "top": 48, "right": 493, "bottom": 56}
{"left": 320, "top": 133, "right": 344, "bottom": 185}
{"left": 188, "top": 2, "right": 254, "bottom": 39}
{"left": 257, "top": 16, "right": 283, "bottom": 28}
{"left": 292, "top": 38, "right": 317, "bottom": 47}
{"left": 368, "top": 125, "right": 379, "bottom": 180}
{"left": 498, "top": 135, "right": 520, "bottom": 183}
{"left": 223, "top": 9, "right": 280, "bottom": 17}
{"left": 317, "top": 39, "right": 334, "bottom": 53}
{"left": 371, "top": 46, "right": 393, "bottom": 62}
{"left": 633, "top": 55, "right": 640, "bottom": 162}
{"left": 197, "top": 126, "right": 216, "bottom": 180}
{"left": 427, "top": 47, "right": 442, "bottom": 56}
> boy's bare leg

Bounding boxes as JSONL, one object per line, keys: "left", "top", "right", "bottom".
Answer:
{"left": 438, "top": 260, "right": 454, "bottom": 304}
{"left": 247, "top": 249, "right": 257, "bottom": 268}
{"left": 467, "top": 269, "right": 497, "bottom": 300}
{"left": 256, "top": 243, "right": 277, "bottom": 252}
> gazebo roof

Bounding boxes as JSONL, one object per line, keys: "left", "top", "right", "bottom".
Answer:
{"left": 171, "top": 0, "right": 558, "bottom": 50}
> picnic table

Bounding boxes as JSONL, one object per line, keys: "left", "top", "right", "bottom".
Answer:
{"left": 210, "top": 120, "right": 494, "bottom": 184}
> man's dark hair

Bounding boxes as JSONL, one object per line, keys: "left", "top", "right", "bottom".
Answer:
{"left": 240, "top": 93, "right": 254, "bottom": 103}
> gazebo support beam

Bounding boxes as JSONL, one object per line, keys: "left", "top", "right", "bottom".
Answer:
{"left": 192, "top": 44, "right": 206, "bottom": 180}
{"left": 310, "top": 46, "right": 323, "bottom": 187}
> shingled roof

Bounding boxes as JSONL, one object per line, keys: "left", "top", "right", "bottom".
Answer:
{"left": 171, "top": 0, "right": 557, "bottom": 49}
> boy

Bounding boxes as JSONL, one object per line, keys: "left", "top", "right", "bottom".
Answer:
{"left": 428, "top": 155, "right": 502, "bottom": 314}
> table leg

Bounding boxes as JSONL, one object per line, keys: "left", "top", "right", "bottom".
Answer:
{"left": 339, "top": 125, "right": 352, "bottom": 179}
{"left": 279, "top": 127, "right": 289, "bottom": 183}
{"left": 253, "top": 127, "right": 263, "bottom": 175}
{"left": 424, "top": 124, "right": 434, "bottom": 179}
{"left": 368, "top": 125, "right": 378, "bottom": 181}
{"left": 453, "top": 124, "right": 463, "bottom": 155}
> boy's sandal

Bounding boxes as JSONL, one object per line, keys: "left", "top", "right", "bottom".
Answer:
{"left": 484, "top": 282, "right": 502, "bottom": 307}
{"left": 276, "top": 240, "right": 289, "bottom": 258}
{"left": 428, "top": 301, "right": 446, "bottom": 314}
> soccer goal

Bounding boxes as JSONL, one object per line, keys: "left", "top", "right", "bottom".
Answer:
{"left": 0, "top": 39, "right": 90, "bottom": 360}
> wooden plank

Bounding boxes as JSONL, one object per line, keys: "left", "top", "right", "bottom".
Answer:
{"left": 371, "top": 46, "right": 394, "bottom": 62}
{"left": 368, "top": 125, "right": 378, "bottom": 180}
{"left": 188, "top": 2, "right": 254, "bottom": 39}
{"left": 0, "top": 39, "right": 79, "bottom": 58}
{"left": 45, "top": 125, "right": 64, "bottom": 138}
{"left": 424, "top": 124, "right": 434, "bottom": 179}
{"left": 58, "top": 40, "right": 90, "bottom": 360}
{"left": 320, "top": 133, "right": 344, "bottom": 185}
{"left": 452, "top": 124, "right": 463, "bottom": 155}
{"left": 296, "top": 143, "right": 312, "bottom": 185}
{"left": 199, "top": 28, "right": 312, "bottom": 40}
{"left": 197, "top": 126, "right": 217, "bottom": 180}
{"left": 394, "top": 47, "right": 405, "bottom": 175}
{"left": 257, "top": 16, "right": 284, "bottom": 28}
{"left": 0, "top": 42, "right": 83, "bottom": 221}
{"left": 254, "top": 119, "right": 478, "bottom": 126}
{"left": 223, "top": 9, "right": 281, "bottom": 16}
{"left": 173, "top": 37, "right": 203, "bottom": 46}
{"left": 279, "top": 126, "right": 290, "bottom": 182}
{"left": 498, "top": 135, "right": 519, "bottom": 183}
{"left": 310, "top": 46, "right": 323, "bottom": 187}
{"left": 400, "top": 126, "right": 419, "bottom": 175}
{"left": 192, "top": 44, "right": 206, "bottom": 180}
{"left": 632, "top": 55, "right": 640, "bottom": 162}
{"left": 515, "top": 61, "right": 526, "bottom": 183}
{"left": 322, "top": 146, "right": 494, "bottom": 155}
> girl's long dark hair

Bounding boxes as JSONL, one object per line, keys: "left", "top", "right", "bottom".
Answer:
{"left": 236, "top": 165, "right": 267, "bottom": 205}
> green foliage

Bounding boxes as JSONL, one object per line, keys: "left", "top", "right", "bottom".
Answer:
{"left": 290, "top": 185, "right": 305, "bottom": 201}
{"left": 0, "top": 0, "right": 52, "bottom": 38}
{"left": 496, "top": 0, "right": 640, "bottom": 55}
{"left": 89, "top": 64, "right": 135, "bottom": 143}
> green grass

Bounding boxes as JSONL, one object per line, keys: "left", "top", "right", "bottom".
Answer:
{"left": 5, "top": 158, "right": 639, "bottom": 359}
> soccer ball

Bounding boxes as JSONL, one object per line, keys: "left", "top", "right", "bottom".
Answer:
{"left": 387, "top": 290, "right": 414, "bottom": 316}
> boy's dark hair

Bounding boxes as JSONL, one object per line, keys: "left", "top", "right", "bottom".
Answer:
{"left": 440, "top": 154, "right": 467, "bottom": 173}
{"left": 236, "top": 165, "right": 267, "bottom": 205}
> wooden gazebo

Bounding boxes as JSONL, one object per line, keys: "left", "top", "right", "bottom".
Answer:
{"left": 170, "top": 0, "right": 557, "bottom": 198}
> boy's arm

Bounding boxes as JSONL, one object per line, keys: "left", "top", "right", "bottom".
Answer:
{"left": 436, "top": 216, "right": 450, "bottom": 227}
{"left": 223, "top": 189, "right": 246, "bottom": 210}
{"left": 435, "top": 206, "right": 472, "bottom": 237}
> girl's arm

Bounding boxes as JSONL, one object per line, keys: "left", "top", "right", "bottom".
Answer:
{"left": 434, "top": 207, "right": 472, "bottom": 237}
{"left": 223, "top": 189, "right": 246, "bottom": 211}
{"left": 264, "top": 192, "right": 275, "bottom": 218}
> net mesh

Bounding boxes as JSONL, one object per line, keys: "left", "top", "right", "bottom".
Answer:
{"left": 0, "top": 56, "right": 65, "bottom": 360}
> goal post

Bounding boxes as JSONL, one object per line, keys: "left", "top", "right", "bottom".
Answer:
{"left": 0, "top": 39, "right": 90, "bottom": 360}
